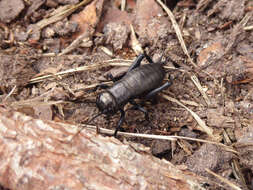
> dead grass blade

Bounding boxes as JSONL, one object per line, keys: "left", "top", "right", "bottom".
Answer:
{"left": 244, "top": 25, "right": 253, "bottom": 31}
{"left": 3, "top": 85, "right": 16, "bottom": 102}
{"left": 58, "top": 31, "right": 92, "bottom": 56}
{"left": 156, "top": 0, "right": 210, "bottom": 107}
{"left": 156, "top": 0, "right": 197, "bottom": 68}
{"left": 130, "top": 24, "right": 143, "bottom": 55}
{"left": 121, "top": 0, "right": 126, "bottom": 11}
{"left": 191, "top": 74, "right": 210, "bottom": 106}
{"left": 36, "top": 0, "right": 93, "bottom": 30}
{"left": 10, "top": 100, "right": 66, "bottom": 108}
{"left": 76, "top": 124, "right": 236, "bottom": 153}
{"left": 161, "top": 94, "right": 216, "bottom": 140}
{"left": 206, "top": 169, "right": 242, "bottom": 190}
{"left": 29, "top": 57, "right": 181, "bottom": 84}
{"left": 29, "top": 59, "right": 133, "bottom": 84}
{"left": 223, "top": 130, "right": 248, "bottom": 189}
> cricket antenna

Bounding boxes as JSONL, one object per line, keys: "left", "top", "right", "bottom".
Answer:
{"left": 70, "top": 111, "right": 104, "bottom": 141}
{"left": 87, "top": 112, "right": 104, "bottom": 124}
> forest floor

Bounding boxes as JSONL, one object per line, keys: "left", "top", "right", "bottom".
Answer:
{"left": 0, "top": 0, "right": 252, "bottom": 189}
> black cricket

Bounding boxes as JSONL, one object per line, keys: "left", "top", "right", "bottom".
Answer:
{"left": 93, "top": 53, "right": 171, "bottom": 137}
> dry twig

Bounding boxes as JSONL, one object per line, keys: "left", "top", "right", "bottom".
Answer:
{"left": 161, "top": 94, "right": 216, "bottom": 140}
{"left": 130, "top": 24, "right": 144, "bottom": 55}
{"left": 29, "top": 59, "right": 133, "bottom": 84}
{"left": 76, "top": 124, "right": 237, "bottom": 153}
{"left": 156, "top": 0, "right": 210, "bottom": 107}
{"left": 206, "top": 169, "right": 242, "bottom": 190}
{"left": 191, "top": 75, "right": 210, "bottom": 106}
{"left": 156, "top": 0, "right": 197, "bottom": 68}
{"left": 35, "top": 0, "right": 93, "bottom": 30}
{"left": 58, "top": 30, "right": 93, "bottom": 56}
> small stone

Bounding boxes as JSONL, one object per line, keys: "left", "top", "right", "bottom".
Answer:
{"left": 0, "top": 0, "right": 25, "bottom": 23}
{"left": 151, "top": 140, "right": 171, "bottom": 156}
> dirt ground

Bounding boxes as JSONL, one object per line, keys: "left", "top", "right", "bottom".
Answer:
{"left": 0, "top": 0, "right": 253, "bottom": 189}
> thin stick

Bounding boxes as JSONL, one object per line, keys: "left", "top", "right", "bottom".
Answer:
{"left": 121, "top": 0, "right": 126, "bottom": 11}
{"left": 156, "top": 0, "right": 197, "bottom": 68}
{"left": 3, "top": 85, "right": 16, "bottom": 102}
{"left": 244, "top": 25, "right": 253, "bottom": 31}
{"left": 29, "top": 59, "right": 133, "bottom": 84}
{"left": 191, "top": 74, "right": 210, "bottom": 106}
{"left": 29, "top": 58, "right": 181, "bottom": 84}
{"left": 161, "top": 94, "right": 216, "bottom": 140}
{"left": 156, "top": 0, "right": 211, "bottom": 107}
{"left": 77, "top": 124, "right": 237, "bottom": 153}
{"left": 206, "top": 169, "right": 242, "bottom": 190}
{"left": 70, "top": 112, "right": 103, "bottom": 141}
{"left": 130, "top": 24, "right": 143, "bottom": 55}
{"left": 36, "top": 0, "right": 93, "bottom": 30}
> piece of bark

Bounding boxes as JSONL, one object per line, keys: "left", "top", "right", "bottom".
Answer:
{"left": 26, "top": 0, "right": 46, "bottom": 18}
{"left": 70, "top": 0, "right": 104, "bottom": 38}
{"left": 103, "top": 22, "right": 130, "bottom": 51}
{"left": 186, "top": 144, "right": 233, "bottom": 177}
{"left": 226, "top": 56, "right": 253, "bottom": 84}
{"left": 0, "top": 107, "right": 205, "bottom": 190}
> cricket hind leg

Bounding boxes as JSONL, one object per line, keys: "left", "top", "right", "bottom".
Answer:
{"left": 145, "top": 80, "right": 172, "bottom": 100}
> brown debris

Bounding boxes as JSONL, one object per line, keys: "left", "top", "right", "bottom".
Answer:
{"left": 208, "top": 0, "right": 245, "bottom": 21}
{"left": 151, "top": 140, "right": 171, "bottom": 156}
{"left": 0, "top": 0, "right": 253, "bottom": 188}
{"left": 197, "top": 42, "right": 224, "bottom": 67}
{"left": 59, "top": 0, "right": 104, "bottom": 55}
{"left": 0, "top": 107, "right": 205, "bottom": 190}
{"left": 26, "top": 0, "right": 46, "bottom": 18}
{"left": 206, "top": 109, "right": 235, "bottom": 128}
{"left": 58, "top": 0, "right": 79, "bottom": 4}
{"left": 0, "top": 22, "right": 13, "bottom": 47}
{"left": 33, "top": 105, "right": 53, "bottom": 120}
{"left": 45, "top": 0, "right": 59, "bottom": 8}
{"left": 103, "top": 23, "right": 130, "bottom": 51}
{"left": 178, "top": 127, "right": 198, "bottom": 139}
{"left": 177, "top": 0, "right": 196, "bottom": 8}
{"left": 52, "top": 20, "right": 78, "bottom": 37}
{"left": 16, "top": 105, "right": 53, "bottom": 121}
{"left": 226, "top": 56, "right": 253, "bottom": 84}
{"left": 235, "top": 124, "right": 253, "bottom": 173}
{"left": 43, "top": 38, "right": 61, "bottom": 53}
{"left": 0, "top": 0, "right": 25, "bottom": 23}
{"left": 196, "top": 0, "right": 213, "bottom": 12}
{"left": 186, "top": 144, "right": 233, "bottom": 177}
{"left": 97, "top": 8, "right": 132, "bottom": 32}
{"left": 70, "top": 0, "right": 104, "bottom": 38}
{"left": 0, "top": 55, "right": 36, "bottom": 88}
